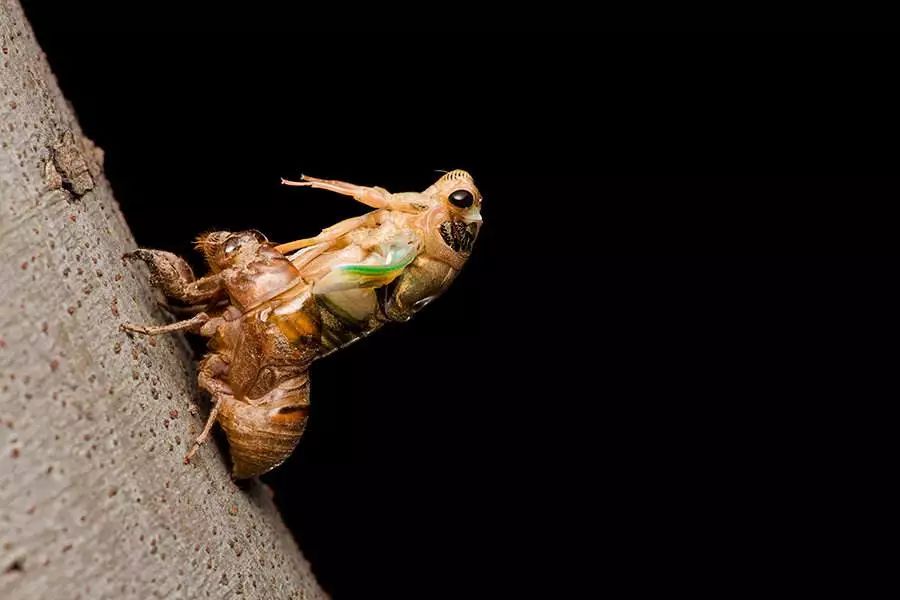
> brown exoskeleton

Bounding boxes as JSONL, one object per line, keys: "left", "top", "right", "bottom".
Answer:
{"left": 122, "top": 170, "right": 482, "bottom": 478}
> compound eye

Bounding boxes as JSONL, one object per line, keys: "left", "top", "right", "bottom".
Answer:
{"left": 223, "top": 236, "right": 242, "bottom": 255}
{"left": 448, "top": 189, "right": 474, "bottom": 209}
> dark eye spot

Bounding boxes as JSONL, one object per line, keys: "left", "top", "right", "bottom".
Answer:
{"left": 449, "top": 189, "right": 474, "bottom": 209}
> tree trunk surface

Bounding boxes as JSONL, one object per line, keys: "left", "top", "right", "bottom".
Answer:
{"left": 0, "top": 3, "right": 326, "bottom": 598}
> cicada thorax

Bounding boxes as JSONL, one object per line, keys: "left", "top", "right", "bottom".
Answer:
{"left": 381, "top": 255, "right": 459, "bottom": 322}
{"left": 221, "top": 245, "right": 304, "bottom": 312}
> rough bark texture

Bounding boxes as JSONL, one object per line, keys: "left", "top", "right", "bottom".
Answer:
{"left": 0, "top": 3, "right": 326, "bottom": 598}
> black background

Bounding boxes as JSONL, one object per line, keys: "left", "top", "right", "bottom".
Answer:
{"left": 16, "top": 9, "right": 897, "bottom": 598}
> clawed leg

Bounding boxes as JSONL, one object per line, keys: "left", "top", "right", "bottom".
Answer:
{"left": 158, "top": 301, "right": 208, "bottom": 317}
{"left": 121, "top": 312, "right": 210, "bottom": 336}
{"left": 184, "top": 353, "right": 232, "bottom": 465}
{"left": 281, "top": 174, "right": 392, "bottom": 209}
{"left": 184, "top": 401, "right": 220, "bottom": 464}
{"left": 124, "top": 249, "right": 224, "bottom": 305}
{"left": 275, "top": 212, "right": 377, "bottom": 255}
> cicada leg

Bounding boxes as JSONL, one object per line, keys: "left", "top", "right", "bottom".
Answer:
{"left": 281, "top": 174, "right": 392, "bottom": 209}
{"left": 275, "top": 213, "right": 377, "bottom": 256}
{"left": 124, "top": 249, "right": 224, "bottom": 305}
{"left": 184, "top": 402, "right": 220, "bottom": 465}
{"left": 158, "top": 300, "right": 221, "bottom": 317}
{"left": 120, "top": 312, "right": 210, "bottom": 336}
{"left": 185, "top": 353, "right": 232, "bottom": 465}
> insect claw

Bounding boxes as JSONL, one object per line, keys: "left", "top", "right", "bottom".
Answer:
{"left": 184, "top": 441, "right": 201, "bottom": 465}
{"left": 122, "top": 249, "right": 148, "bottom": 261}
{"left": 120, "top": 322, "right": 141, "bottom": 334}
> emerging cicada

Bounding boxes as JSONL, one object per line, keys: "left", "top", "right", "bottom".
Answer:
{"left": 122, "top": 171, "right": 482, "bottom": 478}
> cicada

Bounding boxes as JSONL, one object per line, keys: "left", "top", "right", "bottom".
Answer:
{"left": 122, "top": 171, "right": 482, "bottom": 478}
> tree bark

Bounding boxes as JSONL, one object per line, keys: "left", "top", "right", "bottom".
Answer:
{"left": 0, "top": 3, "right": 326, "bottom": 598}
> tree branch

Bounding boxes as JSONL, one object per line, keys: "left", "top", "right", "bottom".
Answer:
{"left": 0, "top": 2, "right": 325, "bottom": 597}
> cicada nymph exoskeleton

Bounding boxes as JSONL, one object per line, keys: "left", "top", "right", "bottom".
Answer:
{"left": 122, "top": 171, "right": 482, "bottom": 478}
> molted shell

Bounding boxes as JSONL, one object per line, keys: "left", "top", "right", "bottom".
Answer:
{"left": 217, "top": 380, "right": 310, "bottom": 479}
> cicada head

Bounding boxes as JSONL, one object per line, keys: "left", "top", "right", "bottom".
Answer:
{"left": 195, "top": 229, "right": 301, "bottom": 310}
{"left": 421, "top": 170, "right": 483, "bottom": 270}
{"left": 195, "top": 229, "right": 269, "bottom": 272}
